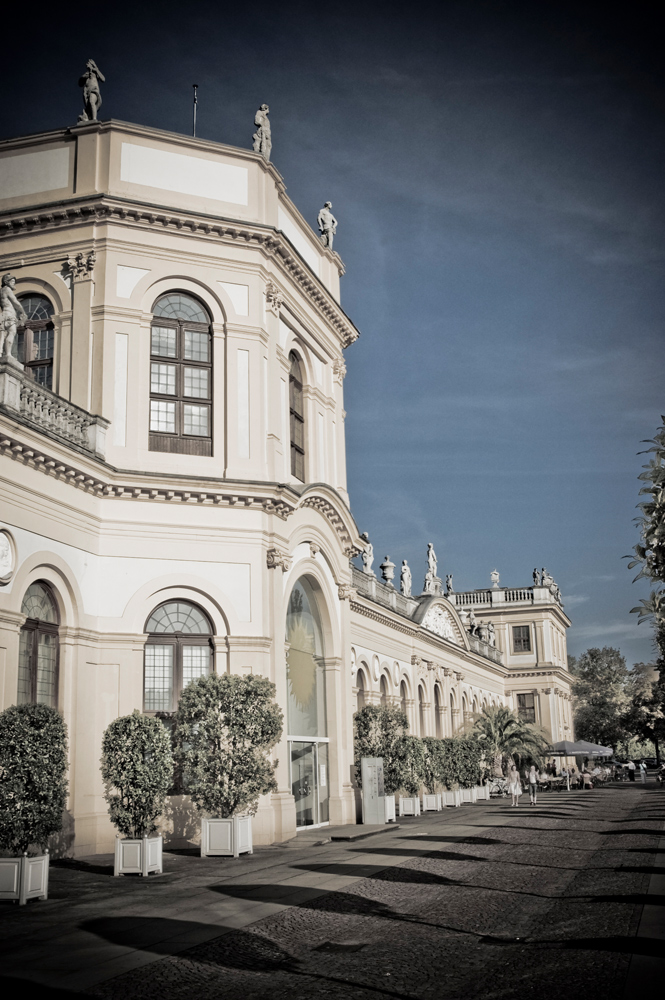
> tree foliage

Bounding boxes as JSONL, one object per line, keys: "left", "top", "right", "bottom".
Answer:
{"left": 627, "top": 416, "right": 665, "bottom": 657}
{"left": 174, "top": 673, "right": 283, "bottom": 818}
{"left": 400, "top": 735, "right": 428, "bottom": 795}
{"left": 620, "top": 662, "right": 665, "bottom": 762}
{"left": 471, "top": 705, "right": 549, "bottom": 774}
{"left": 569, "top": 647, "right": 629, "bottom": 748}
{"left": 353, "top": 704, "right": 410, "bottom": 795}
{"left": 0, "top": 703, "right": 68, "bottom": 855}
{"left": 101, "top": 710, "right": 173, "bottom": 839}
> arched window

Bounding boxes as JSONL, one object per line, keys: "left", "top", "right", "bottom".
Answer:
{"left": 150, "top": 292, "right": 212, "bottom": 455}
{"left": 418, "top": 686, "right": 425, "bottom": 735}
{"left": 16, "top": 295, "right": 55, "bottom": 389}
{"left": 356, "top": 670, "right": 365, "bottom": 711}
{"left": 18, "top": 582, "right": 59, "bottom": 707}
{"left": 289, "top": 352, "right": 305, "bottom": 481}
{"left": 285, "top": 578, "right": 326, "bottom": 737}
{"left": 144, "top": 600, "right": 213, "bottom": 713}
{"left": 380, "top": 675, "right": 388, "bottom": 708}
{"left": 400, "top": 680, "right": 408, "bottom": 717}
{"left": 434, "top": 685, "right": 442, "bottom": 738}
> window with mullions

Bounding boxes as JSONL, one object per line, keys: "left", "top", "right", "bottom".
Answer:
{"left": 517, "top": 692, "right": 536, "bottom": 724}
{"left": 289, "top": 352, "right": 305, "bottom": 481}
{"left": 13, "top": 295, "right": 55, "bottom": 389}
{"left": 17, "top": 582, "right": 59, "bottom": 708}
{"left": 143, "top": 601, "right": 214, "bottom": 713}
{"left": 149, "top": 293, "right": 212, "bottom": 455}
{"left": 513, "top": 625, "right": 532, "bottom": 652}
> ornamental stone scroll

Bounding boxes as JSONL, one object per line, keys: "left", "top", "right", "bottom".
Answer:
{"left": 266, "top": 547, "right": 291, "bottom": 571}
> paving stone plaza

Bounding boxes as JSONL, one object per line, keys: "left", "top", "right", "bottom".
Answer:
{"left": 1, "top": 783, "right": 663, "bottom": 999}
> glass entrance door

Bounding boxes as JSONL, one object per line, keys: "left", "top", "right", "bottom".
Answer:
{"left": 290, "top": 741, "right": 329, "bottom": 827}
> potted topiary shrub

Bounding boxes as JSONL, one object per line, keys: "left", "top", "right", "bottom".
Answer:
{"left": 421, "top": 737, "right": 444, "bottom": 811}
{"left": 100, "top": 710, "right": 173, "bottom": 876}
{"left": 354, "top": 705, "right": 410, "bottom": 824}
{"left": 174, "top": 673, "right": 283, "bottom": 858}
{"left": 0, "top": 703, "right": 68, "bottom": 905}
{"left": 398, "top": 735, "right": 426, "bottom": 817}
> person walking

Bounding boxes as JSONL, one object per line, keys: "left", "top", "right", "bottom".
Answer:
{"left": 508, "top": 765, "right": 522, "bottom": 807}
{"left": 639, "top": 760, "right": 647, "bottom": 784}
{"left": 527, "top": 765, "right": 538, "bottom": 805}
{"left": 627, "top": 760, "right": 636, "bottom": 782}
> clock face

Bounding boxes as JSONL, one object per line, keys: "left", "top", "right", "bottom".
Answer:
{"left": 0, "top": 531, "right": 15, "bottom": 583}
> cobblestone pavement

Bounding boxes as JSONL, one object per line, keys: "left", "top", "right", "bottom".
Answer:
{"left": 84, "top": 785, "right": 663, "bottom": 1000}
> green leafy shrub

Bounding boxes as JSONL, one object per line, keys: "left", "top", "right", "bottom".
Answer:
{"left": 399, "top": 735, "right": 427, "bottom": 795}
{"left": 101, "top": 710, "right": 173, "bottom": 838}
{"left": 174, "top": 673, "right": 283, "bottom": 818}
{"left": 422, "top": 736, "right": 445, "bottom": 793}
{"left": 353, "top": 704, "right": 409, "bottom": 795}
{"left": 421, "top": 734, "right": 485, "bottom": 789}
{"left": 0, "top": 703, "right": 68, "bottom": 855}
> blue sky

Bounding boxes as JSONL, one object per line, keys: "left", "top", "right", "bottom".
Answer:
{"left": 1, "top": 2, "right": 663, "bottom": 665}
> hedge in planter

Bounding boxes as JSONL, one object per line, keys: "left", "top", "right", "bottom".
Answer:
{"left": 399, "top": 735, "right": 427, "bottom": 796}
{"left": 353, "top": 704, "right": 409, "bottom": 795}
{"left": 101, "top": 710, "right": 173, "bottom": 839}
{"left": 424, "top": 735, "right": 485, "bottom": 790}
{"left": 0, "top": 703, "right": 68, "bottom": 855}
{"left": 174, "top": 673, "right": 283, "bottom": 818}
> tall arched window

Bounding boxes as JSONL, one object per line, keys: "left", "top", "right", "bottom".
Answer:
{"left": 380, "top": 675, "right": 388, "bottom": 708}
{"left": 356, "top": 670, "right": 365, "bottom": 711}
{"left": 434, "top": 685, "right": 442, "bottom": 738}
{"left": 18, "top": 582, "right": 59, "bottom": 707}
{"left": 400, "top": 680, "right": 408, "bottom": 717}
{"left": 150, "top": 293, "right": 212, "bottom": 455}
{"left": 289, "top": 352, "right": 305, "bottom": 481}
{"left": 16, "top": 295, "right": 55, "bottom": 389}
{"left": 144, "top": 601, "right": 213, "bottom": 713}
{"left": 418, "top": 686, "right": 425, "bottom": 735}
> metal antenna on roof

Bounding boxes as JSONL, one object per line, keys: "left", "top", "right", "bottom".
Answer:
{"left": 192, "top": 84, "right": 198, "bottom": 138}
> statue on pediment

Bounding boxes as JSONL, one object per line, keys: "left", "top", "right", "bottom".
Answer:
{"left": 533, "top": 567, "right": 541, "bottom": 585}
{"left": 78, "top": 59, "right": 105, "bottom": 122}
{"left": 253, "top": 104, "right": 272, "bottom": 161}
{"left": 318, "top": 202, "right": 337, "bottom": 250}
{"left": 360, "top": 532, "right": 375, "bottom": 576}
{"left": 0, "top": 274, "right": 26, "bottom": 363}
{"left": 400, "top": 560, "right": 412, "bottom": 597}
{"left": 445, "top": 573, "right": 454, "bottom": 594}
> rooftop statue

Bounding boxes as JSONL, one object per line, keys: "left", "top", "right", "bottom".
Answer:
{"left": 78, "top": 59, "right": 105, "bottom": 123}
{"left": 533, "top": 567, "right": 541, "bottom": 586}
{"left": 400, "top": 560, "right": 412, "bottom": 598}
{"left": 360, "top": 532, "right": 375, "bottom": 576}
{"left": 0, "top": 274, "right": 27, "bottom": 364}
{"left": 423, "top": 542, "right": 441, "bottom": 594}
{"left": 252, "top": 104, "right": 272, "bottom": 161}
{"left": 445, "top": 573, "right": 454, "bottom": 594}
{"left": 317, "top": 202, "right": 337, "bottom": 250}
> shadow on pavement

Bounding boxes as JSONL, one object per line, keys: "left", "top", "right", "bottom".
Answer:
{"left": 0, "top": 976, "right": 96, "bottom": 999}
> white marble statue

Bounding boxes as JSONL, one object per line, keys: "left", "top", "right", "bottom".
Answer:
{"left": 252, "top": 104, "right": 272, "bottom": 160}
{"left": 542, "top": 567, "right": 553, "bottom": 587}
{"left": 360, "top": 532, "right": 375, "bottom": 576}
{"left": 317, "top": 202, "right": 337, "bottom": 250}
{"left": 445, "top": 573, "right": 454, "bottom": 594}
{"left": 78, "top": 59, "right": 105, "bottom": 122}
{"left": 427, "top": 543, "right": 438, "bottom": 579}
{"left": 487, "top": 623, "right": 496, "bottom": 647}
{"left": 468, "top": 611, "right": 479, "bottom": 636}
{"left": 0, "top": 274, "right": 27, "bottom": 362}
{"left": 490, "top": 568, "right": 500, "bottom": 588}
{"left": 533, "top": 567, "right": 541, "bottom": 586}
{"left": 400, "top": 560, "right": 412, "bottom": 597}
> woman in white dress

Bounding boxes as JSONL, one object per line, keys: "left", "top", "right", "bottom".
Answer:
{"left": 508, "top": 765, "right": 522, "bottom": 807}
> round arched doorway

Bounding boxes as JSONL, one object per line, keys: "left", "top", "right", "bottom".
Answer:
{"left": 286, "top": 577, "right": 329, "bottom": 829}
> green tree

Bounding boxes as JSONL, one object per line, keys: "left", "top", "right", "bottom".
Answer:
{"left": 570, "top": 647, "right": 629, "bottom": 748}
{"left": 628, "top": 415, "right": 665, "bottom": 659}
{"left": 471, "top": 705, "right": 549, "bottom": 775}
{"left": 353, "top": 704, "right": 409, "bottom": 795}
{"left": 400, "top": 735, "right": 427, "bottom": 795}
{"left": 174, "top": 673, "right": 283, "bottom": 818}
{"left": 0, "top": 703, "right": 68, "bottom": 855}
{"left": 620, "top": 662, "right": 665, "bottom": 763}
{"left": 101, "top": 710, "right": 173, "bottom": 839}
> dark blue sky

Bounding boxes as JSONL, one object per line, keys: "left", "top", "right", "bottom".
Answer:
{"left": 2, "top": 2, "right": 663, "bottom": 665}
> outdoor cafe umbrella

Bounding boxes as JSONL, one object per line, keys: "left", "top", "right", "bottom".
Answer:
{"left": 575, "top": 740, "right": 613, "bottom": 757}
{"left": 547, "top": 740, "right": 612, "bottom": 788}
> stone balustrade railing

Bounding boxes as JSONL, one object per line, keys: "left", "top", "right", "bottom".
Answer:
{"left": 467, "top": 634, "right": 504, "bottom": 665}
{"left": 451, "top": 586, "right": 562, "bottom": 608}
{"left": 351, "top": 566, "right": 419, "bottom": 617}
{"left": 0, "top": 361, "right": 109, "bottom": 459}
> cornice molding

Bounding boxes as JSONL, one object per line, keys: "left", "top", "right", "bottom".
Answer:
{"left": 0, "top": 195, "right": 360, "bottom": 349}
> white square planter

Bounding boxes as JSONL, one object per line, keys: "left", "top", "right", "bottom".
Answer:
{"left": 422, "top": 793, "right": 442, "bottom": 812}
{"left": 443, "top": 789, "right": 461, "bottom": 807}
{"left": 201, "top": 815, "right": 253, "bottom": 858}
{"left": 399, "top": 795, "right": 421, "bottom": 817}
{"left": 384, "top": 794, "right": 396, "bottom": 823}
{"left": 114, "top": 835, "right": 163, "bottom": 876}
{"left": 476, "top": 784, "right": 490, "bottom": 800}
{"left": 460, "top": 787, "right": 476, "bottom": 803}
{"left": 0, "top": 853, "right": 49, "bottom": 905}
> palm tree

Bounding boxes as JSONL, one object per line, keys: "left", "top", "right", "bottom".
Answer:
{"left": 471, "top": 705, "right": 549, "bottom": 776}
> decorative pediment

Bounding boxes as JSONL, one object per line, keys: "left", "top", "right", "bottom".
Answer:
{"left": 413, "top": 597, "right": 467, "bottom": 647}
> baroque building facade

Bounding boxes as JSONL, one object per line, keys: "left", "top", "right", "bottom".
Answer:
{"left": 0, "top": 118, "right": 573, "bottom": 856}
